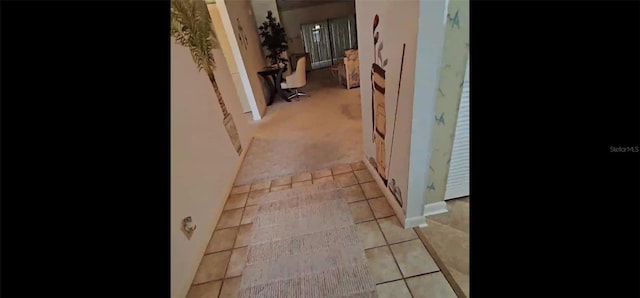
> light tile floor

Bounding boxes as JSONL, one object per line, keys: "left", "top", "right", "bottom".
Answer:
{"left": 188, "top": 162, "right": 457, "bottom": 298}
{"left": 418, "top": 198, "right": 470, "bottom": 297}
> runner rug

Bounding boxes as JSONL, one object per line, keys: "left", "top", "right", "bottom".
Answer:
{"left": 239, "top": 182, "right": 378, "bottom": 297}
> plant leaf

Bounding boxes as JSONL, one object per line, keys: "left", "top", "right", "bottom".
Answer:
{"left": 373, "top": 14, "right": 379, "bottom": 33}
{"left": 170, "top": 0, "right": 217, "bottom": 72}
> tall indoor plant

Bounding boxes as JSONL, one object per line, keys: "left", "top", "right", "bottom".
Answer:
{"left": 258, "top": 10, "right": 289, "bottom": 67}
{"left": 171, "top": 0, "right": 242, "bottom": 155}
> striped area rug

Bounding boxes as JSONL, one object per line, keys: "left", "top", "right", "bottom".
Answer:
{"left": 239, "top": 182, "right": 378, "bottom": 297}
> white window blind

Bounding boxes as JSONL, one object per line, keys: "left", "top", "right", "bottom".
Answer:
{"left": 445, "top": 59, "right": 470, "bottom": 200}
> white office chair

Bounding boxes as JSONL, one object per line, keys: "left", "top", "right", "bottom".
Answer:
{"left": 280, "top": 57, "right": 309, "bottom": 100}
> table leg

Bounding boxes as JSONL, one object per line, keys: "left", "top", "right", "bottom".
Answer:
{"left": 259, "top": 74, "right": 277, "bottom": 106}
{"left": 273, "top": 73, "right": 291, "bottom": 102}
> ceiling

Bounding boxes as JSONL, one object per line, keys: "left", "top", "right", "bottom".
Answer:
{"left": 276, "top": 0, "right": 354, "bottom": 11}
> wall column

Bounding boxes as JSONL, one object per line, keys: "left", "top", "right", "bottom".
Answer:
{"left": 404, "top": 0, "right": 449, "bottom": 227}
{"left": 423, "top": 0, "right": 470, "bottom": 211}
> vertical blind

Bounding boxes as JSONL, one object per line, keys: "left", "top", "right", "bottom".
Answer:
{"left": 300, "top": 22, "right": 333, "bottom": 69}
{"left": 300, "top": 14, "right": 358, "bottom": 70}
{"left": 328, "top": 14, "right": 357, "bottom": 64}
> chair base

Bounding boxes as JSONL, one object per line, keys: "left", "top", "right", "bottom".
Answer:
{"left": 286, "top": 88, "right": 309, "bottom": 100}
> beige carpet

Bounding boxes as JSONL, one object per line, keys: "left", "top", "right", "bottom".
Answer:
{"left": 235, "top": 69, "right": 363, "bottom": 186}
{"left": 239, "top": 182, "right": 378, "bottom": 297}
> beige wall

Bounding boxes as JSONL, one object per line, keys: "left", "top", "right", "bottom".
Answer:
{"left": 223, "top": 0, "right": 269, "bottom": 116}
{"left": 209, "top": 4, "right": 252, "bottom": 113}
{"left": 405, "top": 0, "right": 448, "bottom": 221}
{"left": 356, "top": 0, "right": 420, "bottom": 226}
{"left": 280, "top": 2, "right": 356, "bottom": 55}
{"left": 171, "top": 39, "right": 252, "bottom": 297}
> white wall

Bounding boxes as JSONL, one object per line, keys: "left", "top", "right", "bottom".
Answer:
{"left": 280, "top": 2, "right": 356, "bottom": 55}
{"left": 221, "top": 0, "right": 269, "bottom": 117}
{"left": 423, "top": 0, "right": 469, "bottom": 206}
{"left": 171, "top": 39, "right": 252, "bottom": 297}
{"left": 209, "top": 4, "right": 253, "bottom": 113}
{"left": 356, "top": 0, "right": 421, "bottom": 227}
{"left": 250, "top": 0, "right": 279, "bottom": 34}
{"left": 406, "top": 0, "right": 448, "bottom": 221}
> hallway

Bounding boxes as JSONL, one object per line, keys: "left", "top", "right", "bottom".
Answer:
{"left": 186, "top": 63, "right": 464, "bottom": 297}
{"left": 188, "top": 162, "right": 458, "bottom": 298}
{"left": 234, "top": 68, "right": 363, "bottom": 186}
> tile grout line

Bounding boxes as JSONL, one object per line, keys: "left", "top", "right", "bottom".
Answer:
{"left": 190, "top": 277, "right": 223, "bottom": 287}
{"left": 403, "top": 267, "right": 442, "bottom": 280}
{"left": 413, "top": 226, "right": 467, "bottom": 298}
{"left": 375, "top": 277, "right": 404, "bottom": 286}
{"left": 194, "top": 184, "right": 254, "bottom": 290}
{"left": 366, "top": 198, "right": 430, "bottom": 297}
{"left": 203, "top": 230, "right": 250, "bottom": 256}
{"left": 403, "top": 278, "right": 414, "bottom": 298}
{"left": 364, "top": 237, "right": 422, "bottom": 251}
{"left": 212, "top": 222, "right": 251, "bottom": 233}
{"left": 234, "top": 162, "right": 357, "bottom": 189}
{"left": 369, "top": 211, "right": 408, "bottom": 293}
{"left": 193, "top": 164, "right": 363, "bottom": 293}
{"left": 191, "top": 191, "right": 237, "bottom": 288}
{"left": 216, "top": 192, "right": 252, "bottom": 296}
{"left": 353, "top": 171, "right": 417, "bottom": 294}
{"left": 365, "top": 195, "right": 391, "bottom": 221}
{"left": 222, "top": 193, "right": 249, "bottom": 211}
{"left": 348, "top": 180, "right": 393, "bottom": 223}
{"left": 358, "top": 196, "right": 376, "bottom": 225}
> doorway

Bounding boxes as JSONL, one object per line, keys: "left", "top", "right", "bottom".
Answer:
{"left": 300, "top": 14, "right": 357, "bottom": 70}
{"left": 208, "top": 3, "right": 254, "bottom": 115}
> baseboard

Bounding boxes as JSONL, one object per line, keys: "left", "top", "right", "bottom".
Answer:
{"left": 405, "top": 215, "right": 427, "bottom": 228}
{"left": 424, "top": 201, "right": 448, "bottom": 217}
{"left": 233, "top": 136, "right": 253, "bottom": 186}
{"left": 361, "top": 156, "right": 407, "bottom": 226}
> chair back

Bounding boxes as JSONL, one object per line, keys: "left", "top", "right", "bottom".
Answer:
{"left": 291, "top": 56, "right": 307, "bottom": 87}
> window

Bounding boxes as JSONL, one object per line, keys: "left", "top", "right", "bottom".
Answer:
{"left": 300, "top": 15, "right": 358, "bottom": 70}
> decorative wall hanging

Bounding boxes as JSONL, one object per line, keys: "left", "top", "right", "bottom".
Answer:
{"left": 370, "top": 14, "right": 388, "bottom": 185}
{"left": 236, "top": 18, "right": 249, "bottom": 50}
{"left": 171, "top": 0, "right": 243, "bottom": 155}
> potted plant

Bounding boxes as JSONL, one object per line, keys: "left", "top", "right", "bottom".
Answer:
{"left": 258, "top": 10, "right": 289, "bottom": 68}
{"left": 171, "top": 0, "right": 242, "bottom": 155}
